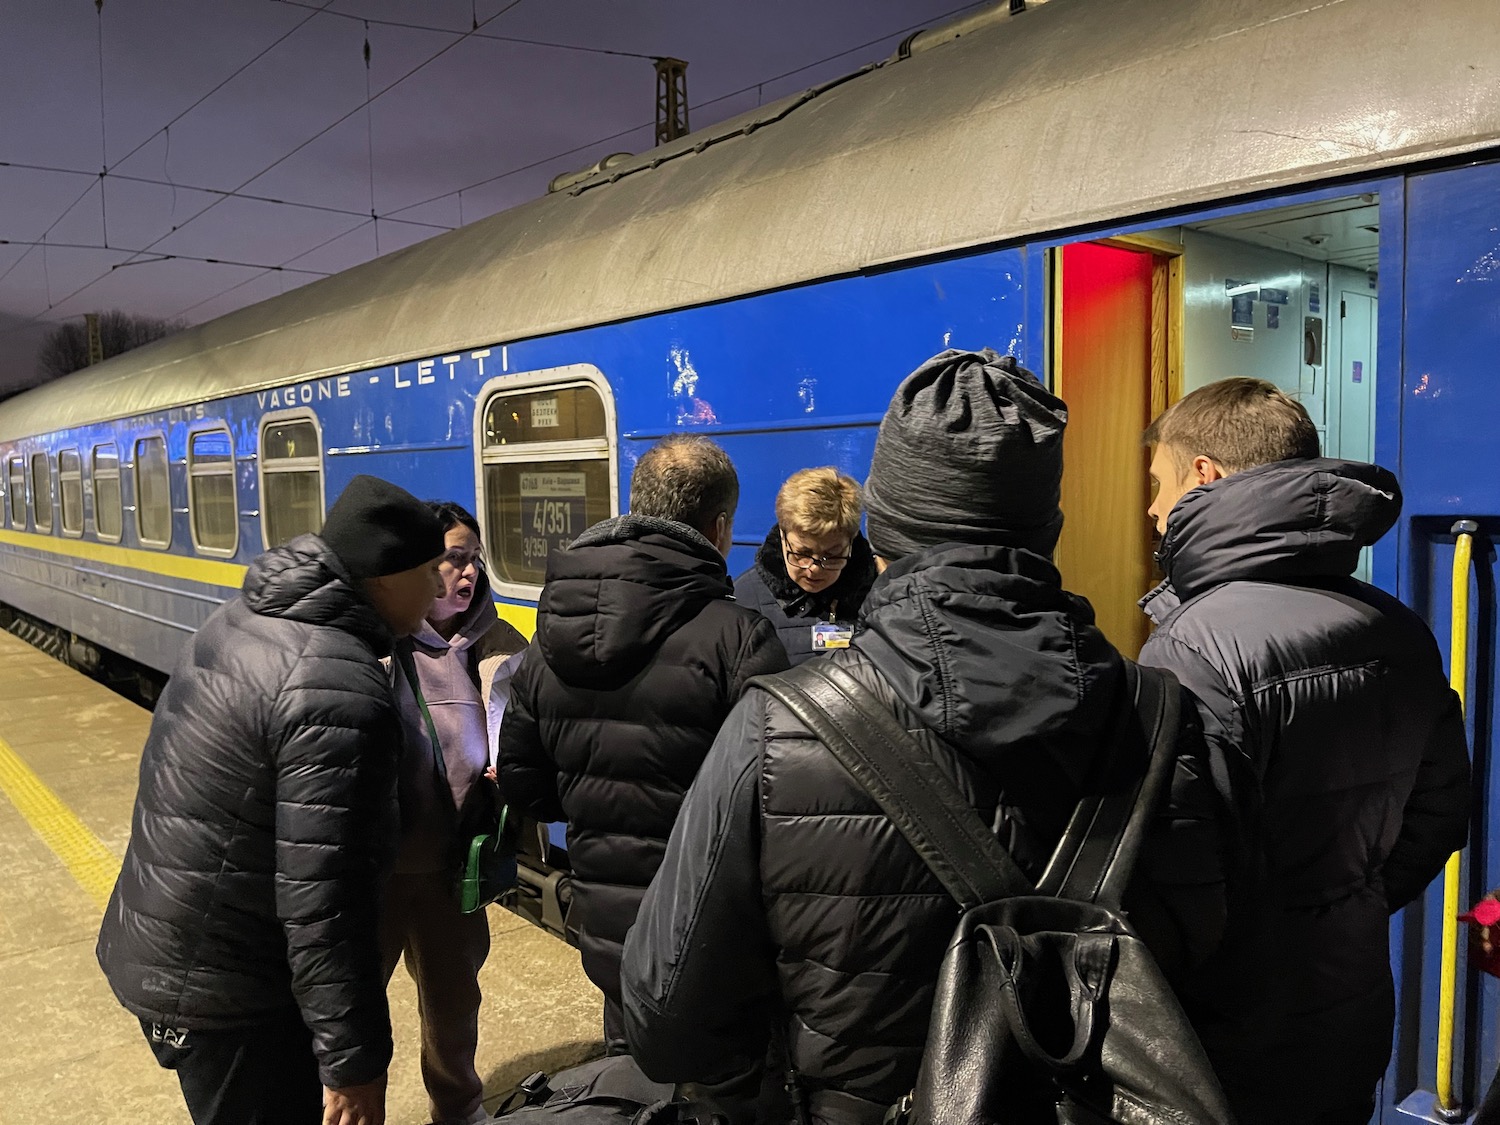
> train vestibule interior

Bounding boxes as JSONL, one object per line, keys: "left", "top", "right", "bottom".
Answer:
{"left": 1051, "top": 194, "right": 1381, "bottom": 656}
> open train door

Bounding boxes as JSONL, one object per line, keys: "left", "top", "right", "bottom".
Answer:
{"left": 1052, "top": 239, "right": 1180, "bottom": 658}
{"left": 1385, "top": 158, "right": 1500, "bottom": 1124}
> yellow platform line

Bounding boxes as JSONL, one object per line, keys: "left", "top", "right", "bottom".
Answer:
{"left": 0, "top": 732, "right": 120, "bottom": 911}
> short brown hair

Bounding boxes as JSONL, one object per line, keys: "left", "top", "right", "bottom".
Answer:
{"left": 630, "top": 435, "right": 739, "bottom": 536}
{"left": 774, "top": 467, "right": 863, "bottom": 539}
{"left": 1143, "top": 377, "right": 1320, "bottom": 474}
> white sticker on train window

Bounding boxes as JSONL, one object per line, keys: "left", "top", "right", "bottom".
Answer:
{"left": 519, "top": 470, "right": 587, "bottom": 566}
{"left": 530, "top": 396, "right": 560, "bottom": 428}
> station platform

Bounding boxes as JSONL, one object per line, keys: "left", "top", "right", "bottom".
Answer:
{"left": 0, "top": 630, "right": 602, "bottom": 1124}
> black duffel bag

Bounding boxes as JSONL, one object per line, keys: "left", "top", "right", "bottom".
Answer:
{"left": 495, "top": 1055, "right": 730, "bottom": 1125}
{"left": 755, "top": 659, "right": 1234, "bottom": 1125}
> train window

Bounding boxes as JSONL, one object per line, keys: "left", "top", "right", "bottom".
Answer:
{"left": 480, "top": 376, "right": 615, "bottom": 591}
{"left": 30, "top": 453, "right": 53, "bottom": 533}
{"left": 134, "top": 435, "right": 172, "bottom": 548}
{"left": 7, "top": 458, "right": 23, "bottom": 527}
{"left": 58, "top": 449, "right": 84, "bottom": 536}
{"left": 188, "top": 427, "right": 238, "bottom": 556}
{"left": 92, "top": 444, "right": 122, "bottom": 542}
{"left": 260, "top": 416, "right": 323, "bottom": 547}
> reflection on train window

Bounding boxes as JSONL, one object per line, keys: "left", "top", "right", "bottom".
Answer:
{"left": 261, "top": 417, "right": 323, "bottom": 547}
{"left": 92, "top": 444, "right": 122, "bottom": 542}
{"left": 30, "top": 453, "right": 53, "bottom": 533}
{"left": 58, "top": 448, "right": 84, "bottom": 537}
{"left": 484, "top": 385, "right": 608, "bottom": 446}
{"left": 135, "top": 436, "right": 172, "bottom": 548}
{"left": 7, "top": 458, "right": 23, "bottom": 528}
{"left": 189, "top": 428, "right": 238, "bottom": 556}
{"left": 481, "top": 381, "right": 613, "bottom": 589}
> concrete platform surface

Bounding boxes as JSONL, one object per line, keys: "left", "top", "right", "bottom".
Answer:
{"left": 0, "top": 631, "right": 602, "bottom": 1124}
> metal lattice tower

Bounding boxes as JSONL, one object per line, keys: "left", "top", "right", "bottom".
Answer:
{"left": 654, "top": 58, "right": 689, "bottom": 145}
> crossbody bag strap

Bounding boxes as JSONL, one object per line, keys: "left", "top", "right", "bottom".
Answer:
{"left": 395, "top": 642, "right": 449, "bottom": 787}
{"left": 1036, "top": 660, "right": 1181, "bottom": 909}
{"left": 748, "top": 660, "right": 1031, "bottom": 910}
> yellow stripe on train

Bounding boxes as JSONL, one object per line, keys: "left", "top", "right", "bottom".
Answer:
{"left": 0, "top": 526, "right": 247, "bottom": 589}
{"left": 0, "top": 525, "right": 539, "bottom": 640}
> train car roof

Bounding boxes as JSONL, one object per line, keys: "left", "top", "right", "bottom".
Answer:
{"left": 2, "top": 0, "right": 1497, "bottom": 443}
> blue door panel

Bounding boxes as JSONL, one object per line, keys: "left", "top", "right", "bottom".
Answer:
{"left": 1389, "top": 156, "right": 1500, "bottom": 1121}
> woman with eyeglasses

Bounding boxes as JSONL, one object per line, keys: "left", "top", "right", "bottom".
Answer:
{"left": 734, "top": 466, "right": 879, "bottom": 666}
{"left": 382, "top": 500, "right": 527, "bottom": 1125}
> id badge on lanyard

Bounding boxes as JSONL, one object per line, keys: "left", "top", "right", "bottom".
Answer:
{"left": 811, "top": 622, "right": 854, "bottom": 651}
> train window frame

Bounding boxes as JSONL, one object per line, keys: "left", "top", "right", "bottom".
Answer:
{"left": 30, "top": 451, "right": 54, "bottom": 534}
{"left": 6, "top": 456, "right": 23, "bottom": 529}
{"left": 258, "top": 410, "right": 325, "bottom": 550}
{"left": 91, "top": 442, "right": 123, "bottom": 543}
{"left": 474, "top": 364, "right": 619, "bottom": 600}
{"left": 133, "top": 432, "right": 173, "bottom": 550}
{"left": 187, "top": 424, "right": 239, "bottom": 558}
{"left": 58, "top": 447, "right": 84, "bottom": 538}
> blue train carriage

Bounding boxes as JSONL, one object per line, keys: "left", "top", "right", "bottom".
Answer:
{"left": 0, "top": 0, "right": 1499, "bottom": 1118}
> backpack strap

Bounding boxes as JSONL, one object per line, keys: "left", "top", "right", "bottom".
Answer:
{"left": 1035, "top": 660, "right": 1181, "bottom": 909}
{"left": 748, "top": 657, "right": 1183, "bottom": 913}
{"left": 748, "top": 659, "right": 1031, "bottom": 910}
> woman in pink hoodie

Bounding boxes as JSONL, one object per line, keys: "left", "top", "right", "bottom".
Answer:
{"left": 382, "top": 501, "right": 527, "bottom": 1125}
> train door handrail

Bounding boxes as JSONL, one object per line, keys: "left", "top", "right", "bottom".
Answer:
{"left": 1437, "top": 517, "right": 1479, "bottom": 1119}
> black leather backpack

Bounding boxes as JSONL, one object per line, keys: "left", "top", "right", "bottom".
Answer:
{"left": 754, "top": 659, "right": 1235, "bottom": 1125}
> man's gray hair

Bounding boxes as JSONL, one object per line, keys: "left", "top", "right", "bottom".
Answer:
{"left": 629, "top": 435, "right": 739, "bottom": 535}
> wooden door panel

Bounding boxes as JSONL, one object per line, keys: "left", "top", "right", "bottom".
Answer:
{"left": 1055, "top": 242, "right": 1155, "bottom": 656}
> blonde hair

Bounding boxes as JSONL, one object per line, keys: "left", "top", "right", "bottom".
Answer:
{"left": 774, "top": 467, "right": 863, "bottom": 539}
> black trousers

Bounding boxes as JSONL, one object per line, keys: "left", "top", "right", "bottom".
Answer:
{"left": 141, "top": 1010, "right": 323, "bottom": 1125}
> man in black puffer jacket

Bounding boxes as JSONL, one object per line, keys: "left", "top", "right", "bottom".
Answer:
{"left": 1139, "top": 378, "right": 1471, "bottom": 1125}
{"left": 498, "top": 435, "right": 788, "bottom": 1049}
{"left": 621, "top": 351, "right": 1223, "bottom": 1124}
{"left": 97, "top": 476, "right": 447, "bottom": 1125}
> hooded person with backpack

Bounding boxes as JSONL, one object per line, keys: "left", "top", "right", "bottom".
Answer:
{"left": 619, "top": 350, "right": 1226, "bottom": 1125}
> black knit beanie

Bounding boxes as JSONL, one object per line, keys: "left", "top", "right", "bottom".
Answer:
{"left": 864, "top": 348, "right": 1067, "bottom": 562}
{"left": 320, "top": 474, "right": 448, "bottom": 580}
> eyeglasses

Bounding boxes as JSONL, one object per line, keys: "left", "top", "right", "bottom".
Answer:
{"left": 440, "top": 549, "right": 484, "bottom": 573}
{"left": 782, "top": 534, "right": 851, "bottom": 571}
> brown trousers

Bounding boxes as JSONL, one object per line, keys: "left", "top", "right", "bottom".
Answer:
{"left": 380, "top": 872, "right": 491, "bottom": 1124}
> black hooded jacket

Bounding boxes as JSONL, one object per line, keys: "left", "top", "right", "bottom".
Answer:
{"left": 497, "top": 515, "right": 788, "bottom": 1005}
{"left": 733, "top": 526, "right": 879, "bottom": 666}
{"left": 96, "top": 535, "right": 401, "bottom": 1089}
{"left": 1139, "top": 458, "right": 1471, "bottom": 1124}
{"left": 621, "top": 543, "right": 1224, "bottom": 1107}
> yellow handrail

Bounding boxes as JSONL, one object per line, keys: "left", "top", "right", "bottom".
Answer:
{"left": 1437, "top": 519, "right": 1477, "bottom": 1117}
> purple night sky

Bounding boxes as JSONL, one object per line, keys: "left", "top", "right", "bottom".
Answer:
{"left": 1, "top": 0, "right": 983, "bottom": 393}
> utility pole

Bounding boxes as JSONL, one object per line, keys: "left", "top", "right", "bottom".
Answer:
{"left": 654, "top": 58, "right": 689, "bottom": 145}
{"left": 85, "top": 313, "right": 103, "bottom": 366}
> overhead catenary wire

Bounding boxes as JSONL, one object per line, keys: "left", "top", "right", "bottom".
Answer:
{"left": 270, "top": 0, "right": 659, "bottom": 60}
{"left": 3, "top": 0, "right": 527, "bottom": 334}
{"left": 0, "top": 239, "right": 332, "bottom": 278}
{"left": 364, "top": 21, "right": 378, "bottom": 255}
{"left": 3, "top": 0, "right": 985, "bottom": 342}
{"left": 83, "top": 0, "right": 527, "bottom": 288}
{"left": 0, "top": 0, "right": 338, "bottom": 297}
{"left": 0, "top": 159, "right": 452, "bottom": 233}
{"left": 169, "top": 218, "right": 375, "bottom": 320}
{"left": 95, "top": 0, "right": 109, "bottom": 247}
{"left": 384, "top": 0, "right": 990, "bottom": 219}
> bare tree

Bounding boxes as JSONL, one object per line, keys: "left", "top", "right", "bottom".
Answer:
{"left": 37, "top": 310, "right": 183, "bottom": 382}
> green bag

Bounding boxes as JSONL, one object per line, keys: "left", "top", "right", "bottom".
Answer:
{"left": 457, "top": 790, "right": 520, "bottom": 914}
